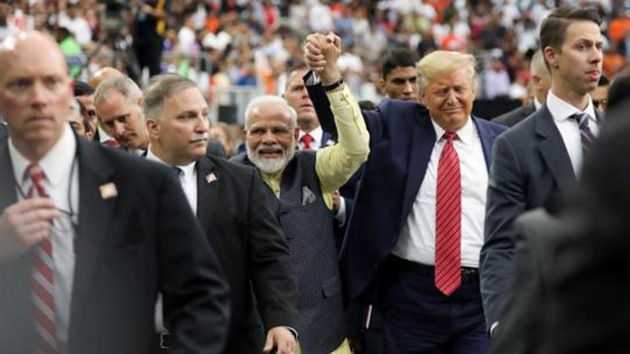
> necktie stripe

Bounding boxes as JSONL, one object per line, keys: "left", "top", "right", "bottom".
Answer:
{"left": 571, "top": 112, "right": 596, "bottom": 150}
{"left": 24, "top": 162, "right": 57, "bottom": 353}
{"left": 435, "top": 132, "right": 462, "bottom": 296}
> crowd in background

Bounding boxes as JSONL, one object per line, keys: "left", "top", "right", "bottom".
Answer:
{"left": 2, "top": 0, "right": 630, "bottom": 106}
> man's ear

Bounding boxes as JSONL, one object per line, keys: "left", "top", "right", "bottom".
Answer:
{"left": 377, "top": 78, "right": 386, "bottom": 92}
{"left": 543, "top": 46, "right": 558, "bottom": 70}
{"left": 146, "top": 118, "right": 159, "bottom": 139}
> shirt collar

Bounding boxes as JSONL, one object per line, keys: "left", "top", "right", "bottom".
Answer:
{"left": 547, "top": 90, "right": 597, "bottom": 123}
{"left": 146, "top": 146, "right": 197, "bottom": 176}
{"left": 299, "top": 126, "right": 323, "bottom": 144}
{"left": 9, "top": 124, "right": 77, "bottom": 188}
{"left": 430, "top": 116, "right": 475, "bottom": 145}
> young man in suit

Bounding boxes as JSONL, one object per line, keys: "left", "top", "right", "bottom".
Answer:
{"left": 232, "top": 40, "right": 369, "bottom": 352}
{"left": 480, "top": 6, "right": 604, "bottom": 335}
{"left": 492, "top": 49, "right": 551, "bottom": 127}
{"left": 305, "top": 34, "right": 506, "bottom": 353}
{"left": 143, "top": 74, "right": 299, "bottom": 354}
{"left": 0, "top": 31, "right": 230, "bottom": 354}
{"left": 378, "top": 48, "right": 420, "bottom": 102}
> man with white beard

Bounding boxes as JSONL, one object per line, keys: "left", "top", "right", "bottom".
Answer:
{"left": 231, "top": 77, "right": 369, "bottom": 352}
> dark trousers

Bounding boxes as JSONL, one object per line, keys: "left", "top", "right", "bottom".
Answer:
{"left": 379, "top": 256, "right": 489, "bottom": 354}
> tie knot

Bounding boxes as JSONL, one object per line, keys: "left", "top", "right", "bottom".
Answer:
{"left": 24, "top": 162, "right": 45, "bottom": 183}
{"left": 300, "top": 134, "right": 314, "bottom": 150}
{"left": 104, "top": 139, "right": 120, "bottom": 148}
{"left": 443, "top": 132, "right": 457, "bottom": 143}
{"left": 301, "top": 134, "right": 313, "bottom": 144}
{"left": 571, "top": 112, "right": 591, "bottom": 129}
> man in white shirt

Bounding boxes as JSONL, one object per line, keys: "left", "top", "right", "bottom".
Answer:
{"left": 143, "top": 74, "right": 299, "bottom": 354}
{"left": 0, "top": 30, "right": 230, "bottom": 354}
{"left": 481, "top": 5, "right": 604, "bottom": 337}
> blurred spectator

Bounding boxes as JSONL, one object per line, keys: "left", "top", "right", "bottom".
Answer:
{"left": 484, "top": 48, "right": 511, "bottom": 99}
{"left": 593, "top": 75, "right": 610, "bottom": 111}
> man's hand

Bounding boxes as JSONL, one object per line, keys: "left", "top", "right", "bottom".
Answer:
{"left": 303, "top": 32, "right": 342, "bottom": 85}
{"left": 263, "top": 326, "right": 297, "bottom": 354}
{"left": 0, "top": 198, "right": 60, "bottom": 262}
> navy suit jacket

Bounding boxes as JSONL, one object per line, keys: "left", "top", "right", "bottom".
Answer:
{"left": 305, "top": 80, "right": 506, "bottom": 301}
{"left": 480, "top": 105, "right": 603, "bottom": 328}
{"left": 0, "top": 136, "right": 230, "bottom": 354}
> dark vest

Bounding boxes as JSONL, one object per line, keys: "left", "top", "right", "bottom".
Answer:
{"left": 232, "top": 152, "right": 345, "bottom": 354}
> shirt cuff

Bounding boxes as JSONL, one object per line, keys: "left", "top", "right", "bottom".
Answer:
{"left": 285, "top": 326, "right": 299, "bottom": 339}
{"left": 326, "top": 85, "right": 353, "bottom": 108}
{"left": 490, "top": 321, "right": 500, "bottom": 336}
{"left": 334, "top": 197, "right": 347, "bottom": 226}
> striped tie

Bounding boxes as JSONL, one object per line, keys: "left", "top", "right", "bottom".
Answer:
{"left": 25, "top": 163, "right": 57, "bottom": 354}
{"left": 571, "top": 112, "right": 595, "bottom": 150}
{"left": 435, "top": 133, "right": 461, "bottom": 296}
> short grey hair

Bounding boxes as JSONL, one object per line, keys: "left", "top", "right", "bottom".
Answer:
{"left": 143, "top": 74, "right": 200, "bottom": 120}
{"left": 93, "top": 76, "right": 143, "bottom": 108}
{"left": 244, "top": 95, "right": 297, "bottom": 129}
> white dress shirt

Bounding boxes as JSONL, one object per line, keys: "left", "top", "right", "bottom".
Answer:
{"left": 546, "top": 90, "right": 599, "bottom": 175}
{"left": 9, "top": 124, "right": 79, "bottom": 346}
{"left": 391, "top": 117, "right": 488, "bottom": 268}
{"left": 298, "top": 126, "right": 324, "bottom": 151}
{"left": 146, "top": 147, "right": 198, "bottom": 214}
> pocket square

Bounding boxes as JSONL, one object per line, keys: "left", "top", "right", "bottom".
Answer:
{"left": 99, "top": 182, "right": 118, "bottom": 200}
{"left": 302, "top": 186, "right": 316, "bottom": 205}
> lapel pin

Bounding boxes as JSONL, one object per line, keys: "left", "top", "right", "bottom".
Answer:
{"left": 99, "top": 182, "right": 118, "bottom": 200}
{"left": 206, "top": 173, "right": 218, "bottom": 184}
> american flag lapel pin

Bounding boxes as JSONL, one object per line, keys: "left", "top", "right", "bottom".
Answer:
{"left": 206, "top": 172, "right": 218, "bottom": 184}
{"left": 99, "top": 182, "right": 118, "bottom": 200}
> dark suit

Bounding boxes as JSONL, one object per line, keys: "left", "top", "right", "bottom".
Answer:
{"left": 194, "top": 156, "right": 298, "bottom": 353}
{"left": 0, "top": 136, "right": 230, "bottom": 354}
{"left": 307, "top": 79, "right": 506, "bottom": 351}
{"left": 491, "top": 102, "right": 536, "bottom": 127}
{"left": 491, "top": 209, "right": 563, "bottom": 354}
{"left": 548, "top": 102, "right": 630, "bottom": 353}
{"left": 480, "top": 105, "right": 602, "bottom": 329}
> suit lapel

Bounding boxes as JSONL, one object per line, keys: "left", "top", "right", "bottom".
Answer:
{"left": 0, "top": 140, "right": 17, "bottom": 212}
{"left": 401, "top": 115, "right": 436, "bottom": 221}
{"left": 535, "top": 107, "right": 576, "bottom": 196}
{"left": 72, "top": 139, "right": 116, "bottom": 300}
{"left": 473, "top": 117, "right": 496, "bottom": 172}
{"left": 195, "top": 157, "right": 220, "bottom": 233}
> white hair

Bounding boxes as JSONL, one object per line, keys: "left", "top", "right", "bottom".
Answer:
{"left": 244, "top": 95, "right": 297, "bottom": 129}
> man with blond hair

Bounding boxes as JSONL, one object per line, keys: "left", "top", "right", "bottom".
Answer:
{"left": 305, "top": 34, "right": 505, "bottom": 352}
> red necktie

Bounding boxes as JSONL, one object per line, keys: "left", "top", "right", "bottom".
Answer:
{"left": 25, "top": 163, "right": 57, "bottom": 353}
{"left": 300, "top": 134, "right": 314, "bottom": 150}
{"left": 103, "top": 139, "right": 119, "bottom": 148}
{"left": 435, "top": 133, "right": 461, "bottom": 296}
